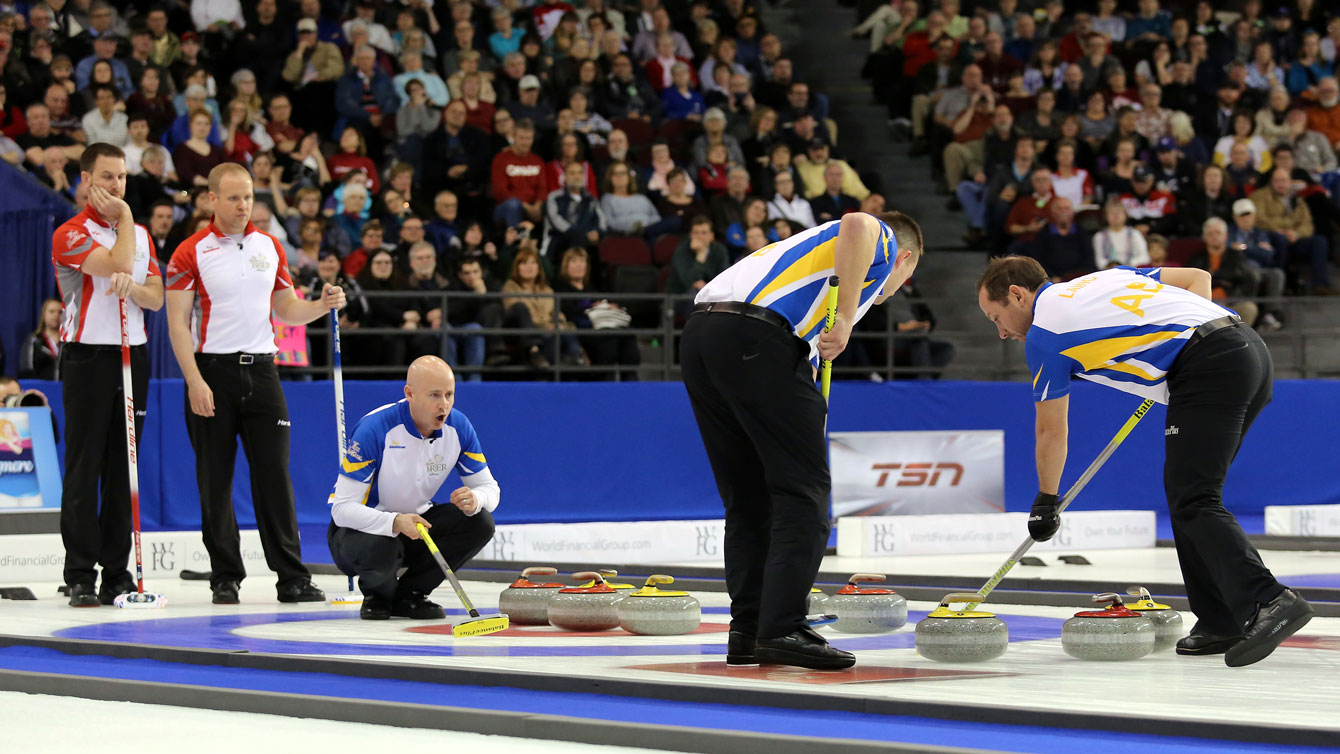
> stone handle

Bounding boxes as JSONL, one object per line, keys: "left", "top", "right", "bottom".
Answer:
{"left": 849, "top": 573, "right": 886, "bottom": 585}
{"left": 522, "top": 567, "right": 557, "bottom": 577}
{"left": 1126, "top": 586, "right": 1152, "bottom": 601}
{"left": 644, "top": 574, "right": 674, "bottom": 587}
{"left": 597, "top": 569, "right": 619, "bottom": 577}
{"left": 572, "top": 571, "right": 603, "bottom": 583}
{"left": 939, "top": 592, "right": 986, "bottom": 608}
{"left": 1091, "top": 592, "right": 1124, "bottom": 606}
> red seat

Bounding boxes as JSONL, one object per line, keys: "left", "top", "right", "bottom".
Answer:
{"left": 658, "top": 119, "right": 701, "bottom": 150}
{"left": 611, "top": 117, "right": 655, "bottom": 148}
{"left": 1166, "top": 238, "right": 1205, "bottom": 267}
{"left": 598, "top": 236, "right": 652, "bottom": 267}
{"left": 653, "top": 234, "right": 681, "bottom": 265}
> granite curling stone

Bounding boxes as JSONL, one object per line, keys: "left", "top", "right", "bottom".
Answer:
{"left": 497, "top": 566, "right": 564, "bottom": 625}
{"left": 915, "top": 592, "right": 1009, "bottom": 663}
{"left": 830, "top": 573, "right": 907, "bottom": 634}
{"left": 808, "top": 587, "right": 831, "bottom": 613}
{"left": 1125, "top": 586, "right": 1185, "bottom": 652}
{"left": 617, "top": 574, "right": 701, "bottom": 635}
{"left": 548, "top": 571, "right": 625, "bottom": 631}
{"left": 1062, "top": 593, "right": 1156, "bottom": 661}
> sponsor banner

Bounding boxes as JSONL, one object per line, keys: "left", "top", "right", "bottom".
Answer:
{"left": 829, "top": 430, "right": 1005, "bottom": 518}
{"left": 0, "top": 408, "right": 61, "bottom": 511}
{"left": 1264, "top": 505, "right": 1340, "bottom": 536}
{"left": 484, "top": 519, "right": 726, "bottom": 564}
{"left": 836, "top": 510, "right": 1156, "bottom": 557}
{"left": 0, "top": 529, "right": 267, "bottom": 583}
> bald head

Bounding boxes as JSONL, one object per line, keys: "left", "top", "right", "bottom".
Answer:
{"left": 404, "top": 356, "right": 456, "bottom": 434}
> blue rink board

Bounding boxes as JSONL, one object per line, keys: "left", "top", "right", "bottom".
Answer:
{"left": 0, "top": 646, "right": 1329, "bottom": 754}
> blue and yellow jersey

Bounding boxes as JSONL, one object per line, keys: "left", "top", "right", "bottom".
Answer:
{"left": 694, "top": 215, "right": 897, "bottom": 363}
{"left": 1027, "top": 267, "right": 1235, "bottom": 405}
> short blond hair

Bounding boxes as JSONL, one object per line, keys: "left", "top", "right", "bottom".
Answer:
{"left": 208, "top": 162, "right": 251, "bottom": 193}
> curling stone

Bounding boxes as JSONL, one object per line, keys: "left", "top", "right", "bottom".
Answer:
{"left": 915, "top": 592, "right": 1009, "bottom": 663}
{"left": 577, "top": 569, "right": 635, "bottom": 590}
{"left": 829, "top": 573, "right": 908, "bottom": 633}
{"left": 497, "top": 567, "right": 565, "bottom": 625}
{"left": 1125, "top": 586, "right": 1185, "bottom": 652}
{"left": 617, "top": 574, "right": 701, "bottom": 635}
{"left": 548, "top": 571, "right": 625, "bottom": 631}
{"left": 1062, "top": 593, "right": 1156, "bottom": 661}
{"left": 808, "top": 587, "right": 830, "bottom": 613}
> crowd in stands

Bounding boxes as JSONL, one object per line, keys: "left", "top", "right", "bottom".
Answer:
{"left": 860, "top": 0, "right": 1340, "bottom": 332}
{"left": 2, "top": 0, "right": 953, "bottom": 379}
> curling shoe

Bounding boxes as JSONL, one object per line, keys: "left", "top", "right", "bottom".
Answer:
{"left": 277, "top": 579, "right": 326, "bottom": 603}
{"left": 67, "top": 583, "right": 99, "bottom": 607}
{"left": 1225, "top": 589, "right": 1314, "bottom": 667}
{"left": 392, "top": 591, "right": 445, "bottom": 619}
{"left": 757, "top": 625, "right": 855, "bottom": 670}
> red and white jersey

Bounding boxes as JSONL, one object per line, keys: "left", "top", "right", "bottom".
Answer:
{"left": 1119, "top": 190, "right": 1177, "bottom": 221}
{"left": 51, "top": 206, "right": 161, "bottom": 346}
{"left": 166, "top": 220, "right": 294, "bottom": 354}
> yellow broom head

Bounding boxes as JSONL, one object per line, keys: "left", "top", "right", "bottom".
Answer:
{"left": 327, "top": 593, "right": 364, "bottom": 605}
{"left": 452, "top": 613, "right": 509, "bottom": 637}
{"left": 114, "top": 592, "right": 167, "bottom": 609}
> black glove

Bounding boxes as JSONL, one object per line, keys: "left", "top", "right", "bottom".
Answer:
{"left": 1028, "top": 492, "right": 1061, "bottom": 542}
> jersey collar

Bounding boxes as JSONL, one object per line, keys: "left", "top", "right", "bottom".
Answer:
{"left": 397, "top": 399, "right": 443, "bottom": 440}
{"left": 1032, "top": 282, "right": 1052, "bottom": 317}
{"left": 206, "top": 219, "right": 259, "bottom": 239}
{"left": 82, "top": 205, "right": 113, "bottom": 228}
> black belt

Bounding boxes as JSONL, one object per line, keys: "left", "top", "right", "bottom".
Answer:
{"left": 692, "top": 301, "right": 793, "bottom": 333}
{"left": 196, "top": 352, "right": 276, "bottom": 365}
{"left": 64, "top": 343, "right": 139, "bottom": 353}
{"left": 1185, "top": 315, "right": 1243, "bottom": 350}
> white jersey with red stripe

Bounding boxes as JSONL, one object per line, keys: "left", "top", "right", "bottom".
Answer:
{"left": 165, "top": 220, "right": 294, "bottom": 354}
{"left": 50, "top": 206, "right": 161, "bottom": 346}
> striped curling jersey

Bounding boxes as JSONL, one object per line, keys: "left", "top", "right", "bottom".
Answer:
{"left": 695, "top": 215, "right": 897, "bottom": 363}
{"left": 1028, "top": 266, "right": 1235, "bottom": 405}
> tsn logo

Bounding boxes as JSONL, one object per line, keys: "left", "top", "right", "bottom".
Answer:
{"left": 871, "top": 462, "right": 964, "bottom": 487}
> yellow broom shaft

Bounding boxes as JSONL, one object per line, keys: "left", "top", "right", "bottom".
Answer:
{"left": 820, "top": 276, "right": 840, "bottom": 402}
{"left": 416, "top": 523, "right": 480, "bottom": 617}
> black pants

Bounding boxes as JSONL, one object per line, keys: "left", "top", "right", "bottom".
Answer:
{"left": 1165, "top": 324, "right": 1284, "bottom": 634}
{"left": 327, "top": 504, "right": 496, "bottom": 601}
{"left": 680, "top": 311, "right": 830, "bottom": 640}
{"left": 59, "top": 344, "right": 147, "bottom": 587}
{"left": 185, "top": 355, "right": 308, "bottom": 589}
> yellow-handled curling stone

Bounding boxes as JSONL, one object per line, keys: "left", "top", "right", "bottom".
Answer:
{"left": 1125, "top": 586, "right": 1185, "bottom": 652}
{"left": 808, "top": 586, "right": 831, "bottom": 613}
{"left": 829, "top": 573, "right": 907, "bottom": 633}
{"left": 548, "top": 571, "right": 625, "bottom": 631}
{"left": 1061, "top": 593, "right": 1156, "bottom": 661}
{"left": 915, "top": 592, "right": 1009, "bottom": 663}
{"left": 617, "top": 574, "right": 702, "bottom": 635}
{"left": 497, "top": 566, "right": 565, "bottom": 625}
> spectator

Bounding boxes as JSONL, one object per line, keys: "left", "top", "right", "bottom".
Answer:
{"left": 292, "top": 216, "right": 328, "bottom": 277}
{"left": 1255, "top": 87, "right": 1293, "bottom": 147}
{"left": 334, "top": 188, "right": 375, "bottom": 260}
{"left": 264, "top": 94, "right": 304, "bottom": 158}
{"left": 75, "top": 32, "right": 132, "bottom": 95}
{"left": 661, "top": 62, "right": 706, "bottom": 121}
{"left": 809, "top": 162, "right": 860, "bottom": 224}
{"left": 402, "top": 240, "right": 451, "bottom": 354}
{"left": 1120, "top": 166, "right": 1179, "bottom": 238}
{"left": 1181, "top": 163, "right": 1235, "bottom": 237}
{"left": 425, "top": 100, "right": 491, "bottom": 212}
{"left": 938, "top": 65, "right": 995, "bottom": 191}
{"left": 80, "top": 83, "right": 126, "bottom": 146}
{"left": 1290, "top": 31, "right": 1334, "bottom": 99}
{"left": 1252, "top": 167, "right": 1334, "bottom": 294}
{"left": 692, "top": 107, "right": 745, "bottom": 171}
{"left": 126, "top": 143, "right": 184, "bottom": 217}
{"left": 221, "top": 98, "right": 269, "bottom": 163}
{"left": 1098, "top": 137, "right": 1140, "bottom": 201}
{"left": 395, "top": 79, "right": 441, "bottom": 161}
{"left": 1161, "top": 60, "right": 1202, "bottom": 117}
{"left": 19, "top": 298, "right": 62, "bottom": 380}
{"left": 1076, "top": 34, "right": 1115, "bottom": 93}
{"left": 656, "top": 167, "right": 708, "bottom": 231}
{"left": 1005, "top": 167, "right": 1054, "bottom": 244}
{"left": 1078, "top": 91, "right": 1114, "bottom": 153}
{"left": 425, "top": 190, "right": 461, "bottom": 257}
{"left": 489, "top": 6, "right": 523, "bottom": 62}
{"left": 632, "top": 8, "right": 691, "bottom": 64}
{"left": 1283, "top": 108, "right": 1337, "bottom": 177}
{"left": 1056, "top": 62, "right": 1088, "bottom": 113}
{"left": 1245, "top": 40, "right": 1285, "bottom": 93}
{"left": 981, "top": 105, "right": 1019, "bottom": 176}
{"left": 1023, "top": 39, "right": 1067, "bottom": 96}
{"left": 127, "top": 68, "right": 174, "bottom": 141}
{"left": 960, "top": 137, "right": 1038, "bottom": 248}
{"left": 1150, "top": 137, "right": 1195, "bottom": 197}
{"left": 446, "top": 258, "right": 504, "bottom": 381}
{"left": 492, "top": 119, "right": 546, "bottom": 228}
{"left": 44, "top": 83, "right": 84, "bottom": 142}
{"left": 644, "top": 140, "right": 695, "bottom": 197}
{"left": 724, "top": 197, "right": 773, "bottom": 257}
{"left": 644, "top": 32, "right": 697, "bottom": 94}
{"left": 1102, "top": 106, "right": 1148, "bottom": 161}
{"left": 1214, "top": 110, "right": 1274, "bottom": 172}
{"left": 1134, "top": 83, "right": 1171, "bottom": 143}
{"left": 545, "top": 131, "right": 599, "bottom": 198}
{"left": 326, "top": 126, "right": 380, "bottom": 193}
{"left": 282, "top": 18, "right": 344, "bottom": 87}
{"left": 1126, "top": 0, "right": 1171, "bottom": 51}
{"left": 1049, "top": 139, "right": 1094, "bottom": 208}
{"left": 907, "top": 35, "right": 963, "bottom": 153}
{"left": 708, "top": 166, "right": 752, "bottom": 237}
{"left": 1306, "top": 77, "right": 1340, "bottom": 151}
{"left": 767, "top": 170, "right": 815, "bottom": 229}
{"left": 979, "top": 32, "right": 1022, "bottom": 93}
{"left": 459, "top": 72, "right": 497, "bottom": 135}
{"left": 567, "top": 89, "right": 609, "bottom": 146}
{"left": 742, "top": 106, "right": 781, "bottom": 171}
{"left": 666, "top": 215, "right": 729, "bottom": 296}
{"left": 354, "top": 248, "right": 412, "bottom": 372}
{"left": 1005, "top": 14, "right": 1039, "bottom": 65}
{"left": 1168, "top": 111, "right": 1211, "bottom": 167}
{"left": 1028, "top": 197, "right": 1092, "bottom": 281}
{"left": 506, "top": 75, "right": 556, "bottom": 132}
{"left": 163, "top": 85, "right": 221, "bottom": 154}
{"left": 502, "top": 246, "right": 586, "bottom": 369}
{"left": 1228, "top": 198, "right": 1286, "bottom": 331}
{"left": 1225, "top": 142, "right": 1264, "bottom": 198}
{"left": 1188, "top": 217, "right": 1261, "bottom": 327}
{"left": 545, "top": 160, "right": 607, "bottom": 252}
{"left": 146, "top": 200, "right": 178, "bottom": 266}
{"left": 1091, "top": 0, "right": 1126, "bottom": 44}
{"left": 335, "top": 44, "right": 398, "bottom": 144}
{"left": 600, "top": 161, "right": 665, "bottom": 236}
{"left": 1197, "top": 80, "right": 1245, "bottom": 144}
{"left": 393, "top": 50, "right": 449, "bottom": 108}
{"left": 173, "top": 109, "right": 229, "bottom": 188}
{"left": 1093, "top": 199, "right": 1150, "bottom": 269}
{"left": 1017, "top": 88, "right": 1061, "bottom": 154}
{"left": 600, "top": 53, "right": 659, "bottom": 122}
{"left": 552, "top": 247, "right": 640, "bottom": 380}
{"left": 446, "top": 52, "right": 497, "bottom": 104}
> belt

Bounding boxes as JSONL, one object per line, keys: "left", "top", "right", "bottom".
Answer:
{"left": 196, "top": 352, "right": 276, "bottom": 365}
{"left": 63, "top": 343, "right": 133, "bottom": 353}
{"left": 692, "top": 301, "right": 793, "bottom": 333}
{"left": 1185, "top": 315, "right": 1243, "bottom": 350}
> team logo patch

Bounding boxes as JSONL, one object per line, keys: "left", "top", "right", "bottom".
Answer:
{"left": 249, "top": 253, "right": 271, "bottom": 272}
{"left": 347, "top": 441, "right": 362, "bottom": 461}
{"left": 426, "top": 454, "right": 448, "bottom": 475}
{"left": 65, "top": 229, "right": 86, "bottom": 247}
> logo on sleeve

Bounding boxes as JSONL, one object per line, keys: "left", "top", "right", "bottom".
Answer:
{"left": 347, "top": 440, "right": 362, "bottom": 461}
{"left": 65, "top": 229, "right": 86, "bottom": 247}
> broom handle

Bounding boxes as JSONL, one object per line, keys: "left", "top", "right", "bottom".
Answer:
{"left": 820, "top": 276, "right": 839, "bottom": 403}
{"left": 119, "top": 297, "right": 145, "bottom": 595}
{"left": 417, "top": 523, "right": 480, "bottom": 618}
{"left": 330, "top": 308, "right": 355, "bottom": 594}
{"left": 964, "top": 398, "right": 1155, "bottom": 612}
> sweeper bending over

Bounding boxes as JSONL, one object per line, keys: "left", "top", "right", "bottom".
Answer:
{"left": 328, "top": 356, "right": 499, "bottom": 621}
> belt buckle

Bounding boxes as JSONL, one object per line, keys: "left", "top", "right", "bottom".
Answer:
{"left": 238, "top": 354, "right": 255, "bottom": 365}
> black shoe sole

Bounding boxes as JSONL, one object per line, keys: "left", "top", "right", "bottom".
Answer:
{"left": 726, "top": 655, "right": 758, "bottom": 667}
{"left": 1175, "top": 637, "right": 1241, "bottom": 656}
{"left": 360, "top": 612, "right": 391, "bottom": 620}
{"left": 68, "top": 597, "right": 100, "bottom": 607}
{"left": 1225, "top": 604, "right": 1314, "bottom": 667}
{"left": 756, "top": 646, "right": 855, "bottom": 670}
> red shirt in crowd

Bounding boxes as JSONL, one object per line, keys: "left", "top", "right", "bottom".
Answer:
{"left": 491, "top": 149, "right": 548, "bottom": 204}
{"left": 327, "top": 152, "right": 381, "bottom": 193}
{"left": 343, "top": 247, "right": 372, "bottom": 278}
{"left": 1006, "top": 192, "right": 1053, "bottom": 241}
{"left": 542, "top": 159, "right": 598, "bottom": 197}
{"left": 464, "top": 100, "right": 496, "bottom": 134}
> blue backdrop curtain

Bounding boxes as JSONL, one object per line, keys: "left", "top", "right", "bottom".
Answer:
{"left": 0, "top": 163, "right": 75, "bottom": 376}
